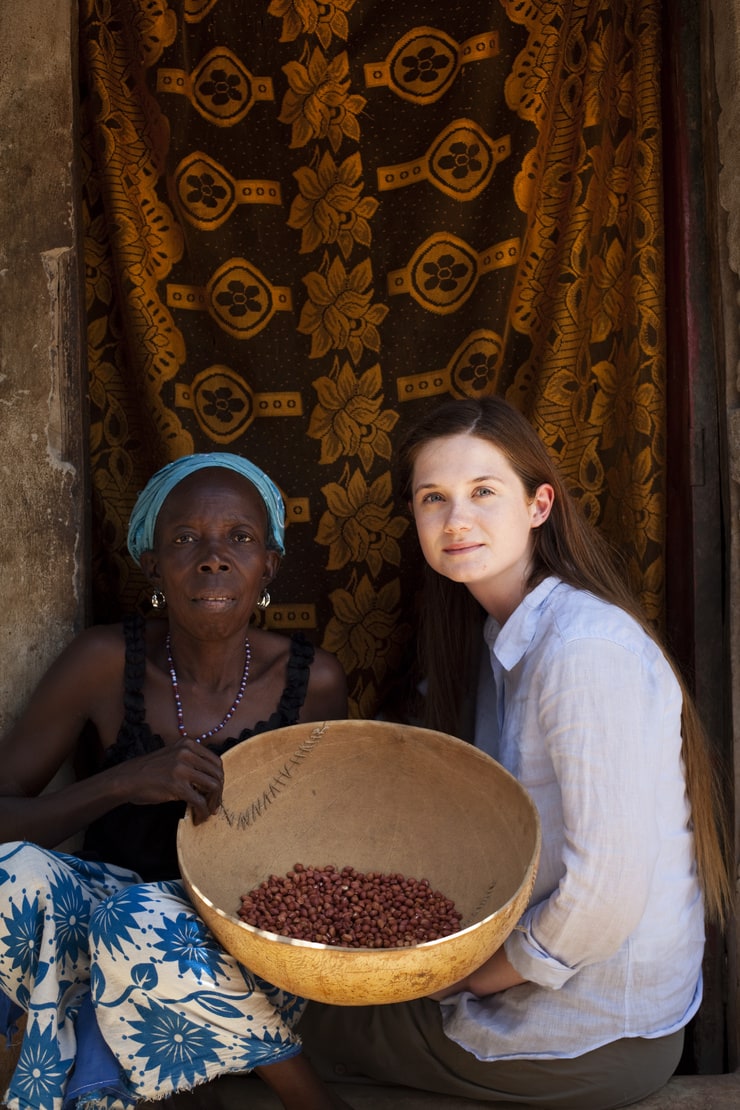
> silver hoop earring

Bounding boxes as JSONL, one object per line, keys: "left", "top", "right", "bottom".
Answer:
{"left": 151, "top": 589, "right": 167, "bottom": 610}
{"left": 256, "top": 588, "right": 271, "bottom": 610}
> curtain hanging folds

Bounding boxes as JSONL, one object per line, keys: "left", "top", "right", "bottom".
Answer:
{"left": 80, "top": 0, "right": 665, "bottom": 716}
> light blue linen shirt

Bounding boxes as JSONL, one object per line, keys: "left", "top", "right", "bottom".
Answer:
{"left": 441, "top": 576, "right": 705, "bottom": 1060}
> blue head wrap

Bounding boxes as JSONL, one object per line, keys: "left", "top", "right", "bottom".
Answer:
{"left": 127, "top": 453, "right": 286, "bottom": 565}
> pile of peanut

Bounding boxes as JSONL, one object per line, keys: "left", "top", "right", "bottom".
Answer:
{"left": 237, "top": 862, "right": 462, "bottom": 948}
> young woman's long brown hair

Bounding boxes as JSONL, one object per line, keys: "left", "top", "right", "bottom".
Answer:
{"left": 397, "top": 396, "right": 733, "bottom": 925}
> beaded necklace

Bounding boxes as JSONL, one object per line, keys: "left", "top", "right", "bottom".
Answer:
{"left": 166, "top": 633, "right": 251, "bottom": 743}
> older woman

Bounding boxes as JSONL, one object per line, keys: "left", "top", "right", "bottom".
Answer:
{"left": 0, "top": 454, "right": 349, "bottom": 1110}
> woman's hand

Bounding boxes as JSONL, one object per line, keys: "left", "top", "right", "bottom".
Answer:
{"left": 0, "top": 736, "right": 225, "bottom": 848}
{"left": 116, "top": 739, "right": 225, "bottom": 824}
{"left": 429, "top": 945, "right": 527, "bottom": 1000}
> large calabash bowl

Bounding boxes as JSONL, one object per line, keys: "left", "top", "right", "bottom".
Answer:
{"left": 177, "top": 719, "right": 540, "bottom": 1006}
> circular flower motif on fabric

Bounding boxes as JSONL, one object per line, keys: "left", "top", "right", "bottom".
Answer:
{"left": 402, "top": 44, "right": 451, "bottom": 85}
{"left": 388, "top": 29, "right": 458, "bottom": 102}
{"left": 438, "top": 141, "right": 482, "bottom": 180}
{"left": 206, "top": 260, "right": 291, "bottom": 340}
{"left": 199, "top": 67, "right": 243, "bottom": 108}
{"left": 186, "top": 172, "right": 228, "bottom": 209}
{"left": 423, "top": 253, "right": 470, "bottom": 293}
{"left": 216, "top": 280, "right": 262, "bottom": 318}
{"left": 185, "top": 365, "right": 255, "bottom": 443}
{"left": 457, "top": 351, "right": 497, "bottom": 393}
{"left": 189, "top": 49, "right": 273, "bottom": 126}
{"left": 174, "top": 152, "right": 240, "bottom": 229}
{"left": 394, "top": 233, "right": 479, "bottom": 314}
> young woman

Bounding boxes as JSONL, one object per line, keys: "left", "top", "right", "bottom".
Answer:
{"left": 0, "top": 454, "right": 350, "bottom": 1110}
{"left": 298, "top": 396, "right": 732, "bottom": 1109}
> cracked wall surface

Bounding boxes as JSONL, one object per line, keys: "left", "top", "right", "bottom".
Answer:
{"left": 0, "top": 1, "right": 86, "bottom": 735}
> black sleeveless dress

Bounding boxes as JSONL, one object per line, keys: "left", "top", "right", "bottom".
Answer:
{"left": 81, "top": 614, "right": 315, "bottom": 882}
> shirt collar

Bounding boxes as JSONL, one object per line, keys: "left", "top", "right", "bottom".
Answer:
{"left": 483, "top": 576, "right": 562, "bottom": 670}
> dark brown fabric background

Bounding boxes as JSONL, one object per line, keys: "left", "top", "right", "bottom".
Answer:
{"left": 80, "top": 0, "right": 665, "bottom": 717}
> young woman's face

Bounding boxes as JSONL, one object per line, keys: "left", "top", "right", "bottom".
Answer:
{"left": 141, "top": 468, "right": 279, "bottom": 638}
{"left": 410, "top": 433, "right": 553, "bottom": 622}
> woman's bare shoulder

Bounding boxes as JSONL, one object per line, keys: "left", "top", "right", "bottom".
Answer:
{"left": 248, "top": 628, "right": 347, "bottom": 719}
{"left": 48, "top": 621, "right": 126, "bottom": 675}
{"left": 247, "top": 626, "right": 293, "bottom": 667}
{"left": 309, "top": 643, "right": 346, "bottom": 681}
{"left": 266, "top": 629, "right": 345, "bottom": 687}
{"left": 302, "top": 643, "right": 348, "bottom": 721}
{"left": 0, "top": 622, "right": 128, "bottom": 794}
{"left": 10, "top": 623, "right": 127, "bottom": 727}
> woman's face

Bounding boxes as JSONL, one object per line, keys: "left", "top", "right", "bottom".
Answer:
{"left": 140, "top": 468, "right": 279, "bottom": 638}
{"left": 409, "top": 433, "right": 553, "bottom": 623}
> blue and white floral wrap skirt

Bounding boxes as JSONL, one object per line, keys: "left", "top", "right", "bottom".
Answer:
{"left": 0, "top": 841, "right": 304, "bottom": 1110}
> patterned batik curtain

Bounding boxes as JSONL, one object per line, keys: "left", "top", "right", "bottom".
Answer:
{"left": 80, "top": 0, "right": 665, "bottom": 718}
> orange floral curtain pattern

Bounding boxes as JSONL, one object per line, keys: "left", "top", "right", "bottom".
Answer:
{"left": 80, "top": 0, "right": 665, "bottom": 717}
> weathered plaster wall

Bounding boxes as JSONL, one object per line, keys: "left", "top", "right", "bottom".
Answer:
{"left": 708, "top": 0, "right": 740, "bottom": 1070}
{"left": 0, "top": 2, "right": 86, "bottom": 735}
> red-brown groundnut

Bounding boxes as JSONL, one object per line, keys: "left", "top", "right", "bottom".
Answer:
{"left": 237, "top": 863, "right": 463, "bottom": 948}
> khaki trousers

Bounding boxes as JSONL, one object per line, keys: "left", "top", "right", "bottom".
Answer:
{"left": 298, "top": 998, "right": 684, "bottom": 1109}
